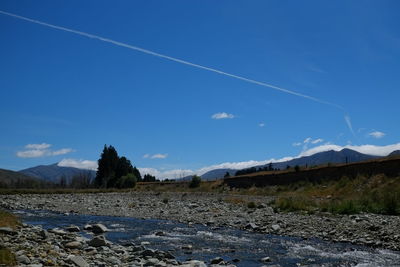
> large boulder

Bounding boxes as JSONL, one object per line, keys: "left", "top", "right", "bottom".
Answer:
{"left": 88, "top": 235, "right": 107, "bottom": 247}
{"left": 91, "top": 224, "right": 108, "bottom": 234}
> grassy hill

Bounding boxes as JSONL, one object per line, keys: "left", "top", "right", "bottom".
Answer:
{"left": 0, "top": 168, "right": 51, "bottom": 188}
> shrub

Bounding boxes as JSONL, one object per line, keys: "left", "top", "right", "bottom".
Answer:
{"left": 116, "top": 173, "right": 137, "bottom": 189}
{"left": 189, "top": 175, "right": 201, "bottom": 188}
{"left": 247, "top": 201, "right": 256, "bottom": 209}
{"left": 0, "top": 247, "right": 16, "bottom": 266}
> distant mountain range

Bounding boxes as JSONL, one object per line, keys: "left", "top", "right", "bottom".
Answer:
{"left": 0, "top": 168, "right": 49, "bottom": 188}
{"left": 19, "top": 163, "right": 96, "bottom": 183}
{"left": 5, "top": 148, "right": 399, "bottom": 184}
{"left": 196, "top": 148, "right": 388, "bottom": 180}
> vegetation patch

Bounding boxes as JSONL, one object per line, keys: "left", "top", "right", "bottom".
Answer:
{"left": 0, "top": 247, "right": 16, "bottom": 266}
{"left": 0, "top": 210, "right": 19, "bottom": 229}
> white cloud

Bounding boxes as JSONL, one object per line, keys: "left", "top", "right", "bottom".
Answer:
{"left": 303, "top": 137, "right": 312, "bottom": 143}
{"left": 211, "top": 112, "right": 235, "bottom": 120}
{"left": 292, "top": 142, "right": 302, "bottom": 147}
{"left": 143, "top": 153, "right": 168, "bottom": 159}
{"left": 259, "top": 123, "right": 265, "bottom": 127}
{"left": 311, "top": 138, "right": 324, "bottom": 144}
{"left": 368, "top": 131, "right": 386, "bottom": 139}
{"left": 151, "top": 153, "right": 168, "bottom": 159}
{"left": 58, "top": 159, "right": 98, "bottom": 170}
{"left": 25, "top": 143, "right": 51, "bottom": 150}
{"left": 16, "top": 143, "right": 74, "bottom": 158}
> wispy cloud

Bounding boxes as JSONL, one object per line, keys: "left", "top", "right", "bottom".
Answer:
{"left": 211, "top": 112, "right": 235, "bottom": 120}
{"left": 25, "top": 143, "right": 51, "bottom": 150}
{"left": 151, "top": 153, "right": 168, "bottom": 159}
{"left": 0, "top": 10, "right": 355, "bottom": 135}
{"left": 143, "top": 153, "right": 168, "bottom": 159}
{"left": 344, "top": 115, "right": 355, "bottom": 136}
{"left": 258, "top": 122, "right": 265, "bottom": 127}
{"left": 368, "top": 131, "right": 385, "bottom": 139}
{"left": 292, "top": 142, "right": 302, "bottom": 147}
{"left": 58, "top": 158, "right": 97, "bottom": 170}
{"left": 16, "top": 143, "right": 74, "bottom": 158}
{"left": 311, "top": 138, "right": 324, "bottom": 144}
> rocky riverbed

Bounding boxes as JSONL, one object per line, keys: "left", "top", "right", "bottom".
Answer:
{"left": 0, "top": 220, "right": 230, "bottom": 267}
{"left": 1, "top": 191, "right": 400, "bottom": 253}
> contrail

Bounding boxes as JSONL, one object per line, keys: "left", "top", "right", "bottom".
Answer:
{"left": 0, "top": 10, "right": 353, "bottom": 131}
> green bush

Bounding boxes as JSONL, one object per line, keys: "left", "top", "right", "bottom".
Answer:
{"left": 247, "top": 201, "right": 256, "bottom": 209}
{"left": 189, "top": 175, "right": 201, "bottom": 188}
{"left": 116, "top": 173, "right": 137, "bottom": 189}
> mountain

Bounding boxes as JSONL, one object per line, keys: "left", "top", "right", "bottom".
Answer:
{"left": 0, "top": 168, "right": 49, "bottom": 188}
{"left": 201, "top": 169, "right": 236, "bottom": 180}
{"left": 19, "top": 163, "right": 96, "bottom": 183}
{"left": 389, "top": 150, "right": 400, "bottom": 157}
{"left": 200, "top": 149, "right": 381, "bottom": 180}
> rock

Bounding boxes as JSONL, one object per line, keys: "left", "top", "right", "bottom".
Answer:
{"left": 83, "top": 224, "right": 93, "bottom": 231}
{"left": 271, "top": 224, "right": 281, "bottom": 231}
{"left": 68, "top": 255, "right": 89, "bottom": 267}
{"left": 141, "top": 249, "right": 157, "bottom": 257}
{"left": 16, "top": 254, "right": 31, "bottom": 264}
{"left": 182, "top": 260, "right": 207, "bottom": 267}
{"left": 210, "top": 257, "right": 224, "bottom": 264}
{"left": 64, "top": 241, "right": 82, "bottom": 249}
{"left": 261, "top": 256, "right": 272, "bottom": 263}
{"left": 245, "top": 223, "right": 259, "bottom": 230}
{"left": 155, "top": 231, "right": 166, "bottom": 236}
{"left": 144, "top": 258, "right": 160, "bottom": 266}
{"left": 88, "top": 235, "right": 107, "bottom": 247}
{"left": 39, "top": 229, "right": 49, "bottom": 239}
{"left": 182, "top": 244, "right": 193, "bottom": 250}
{"left": 66, "top": 225, "right": 81, "bottom": 232}
{"left": 0, "top": 227, "right": 17, "bottom": 235}
{"left": 49, "top": 228, "right": 67, "bottom": 235}
{"left": 91, "top": 223, "right": 108, "bottom": 234}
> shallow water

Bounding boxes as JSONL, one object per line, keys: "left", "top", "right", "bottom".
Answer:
{"left": 16, "top": 210, "right": 400, "bottom": 266}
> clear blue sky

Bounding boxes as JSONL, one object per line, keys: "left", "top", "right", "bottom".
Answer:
{"left": 1, "top": 1, "right": 399, "bottom": 178}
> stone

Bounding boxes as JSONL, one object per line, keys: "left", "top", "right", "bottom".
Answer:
{"left": 182, "top": 244, "right": 193, "bottom": 250}
{"left": 83, "top": 224, "right": 93, "bottom": 231}
{"left": 68, "top": 255, "right": 89, "bottom": 267}
{"left": 271, "top": 224, "right": 281, "bottom": 231}
{"left": 88, "top": 235, "right": 107, "bottom": 247}
{"left": 210, "top": 257, "right": 224, "bottom": 264}
{"left": 66, "top": 225, "right": 81, "bottom": 232}
{"left": 182, "top": 260, "right": 207, "bottom": 267}
{"left": 64, "top": 241, "right": 82, "bottom": 249}
{"left": 261, "top": 256, "right": 271, "bottom": 263}
{"left": 155, "top": 231, "right": 166, "bottom": 236}
{"left": 39, "top": 229, "right": 49, "bottom": 239}
{"left": 245, "top": 223, "right": 259, "bottom": 230}
{"left": 0, "top": 227, "right": 17, "bottom": 235}
{"left": 141, "top": 249, "right": 157, "bottom": 257}
{"left": 91, "top": 223, "right": 108, "bottom": 234}
{"left": 49, "top": 228, "right": 67, "bottom": 235}
{"left": 16, "top": 254, "right": 31, "bottom": 264}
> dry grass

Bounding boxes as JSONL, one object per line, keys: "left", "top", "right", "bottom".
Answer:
{"left": 0, "top": 210, "right": 19, "bottom": 229}
{"left": 0, "top": 248, "right": 16, "bottom": 266}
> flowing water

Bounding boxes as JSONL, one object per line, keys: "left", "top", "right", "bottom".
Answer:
{"left": 16, "top": 210, "right": 400, "bottom": 266}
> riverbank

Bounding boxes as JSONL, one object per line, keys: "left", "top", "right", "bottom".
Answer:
{"left": 1, "top": 192, "right": 399, "bottom": 252}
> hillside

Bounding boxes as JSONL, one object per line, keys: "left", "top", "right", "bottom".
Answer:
{"left": 0, "top": 168, "right": 49, "bottom": 188}
{"left": 200, "top": 148, "right": 380, "bottom": 180}
{"left": 19, "top": 163, "right": 96, "bottom": 183}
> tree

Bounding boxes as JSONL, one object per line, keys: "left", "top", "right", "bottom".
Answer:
{"left": 143, "top": 174, "right": 156, "bottom": 182}
{"left": 294, "top": 165, "right": 300, "bottom": 172}
{"left": 224, "top": 172, "right": 230, "bottom": 178}
{"left": 189, "top": 175, "right": 201, "bottom": 188}
{"left": 94, "top": 145, "right": 141, "bottom": 188}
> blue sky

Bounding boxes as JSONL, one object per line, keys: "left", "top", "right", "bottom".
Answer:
{"left": 1, "top": 1, "right": 399, "bottom": 178}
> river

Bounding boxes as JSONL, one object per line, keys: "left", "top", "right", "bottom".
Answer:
{"left": 16, "top": 209, "right": 400, "bottom": 266}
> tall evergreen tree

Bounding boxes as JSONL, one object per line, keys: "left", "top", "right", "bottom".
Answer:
{"left": 94, "top": 145, "right": 119, "bottom": 188}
